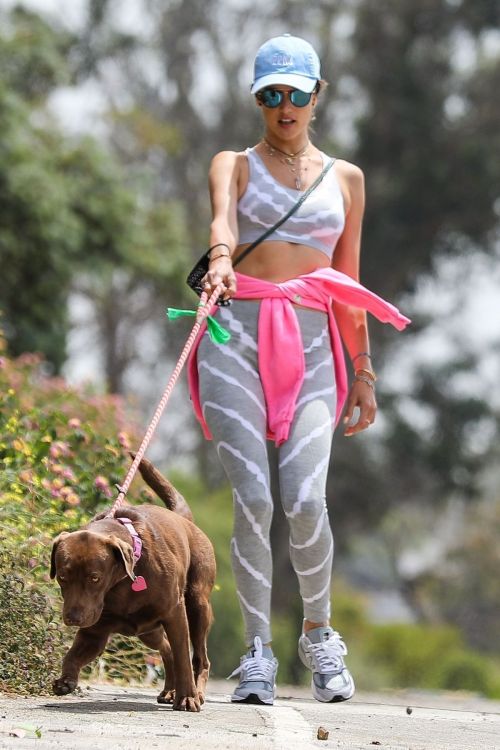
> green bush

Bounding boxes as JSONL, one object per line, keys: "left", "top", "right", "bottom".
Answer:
{"left": 363, "top": 622, "right": 500, "bottom": 697}
{"left": 365, "top": 623, "right": 463, "bottom": 688}
{"left": 0, "top": 547, "right": 65, "bottom": 694}
{"left": 437, "top": 650, "right": 495, "bottom": 694}
{"left": 0, "top": 333, "right": 154, "bottom": 693}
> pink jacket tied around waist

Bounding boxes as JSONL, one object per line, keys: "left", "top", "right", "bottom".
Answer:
{"left": 188, "top": 268, "right": 411, "bottom": 446}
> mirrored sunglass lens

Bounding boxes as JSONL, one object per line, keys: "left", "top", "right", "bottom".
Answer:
{"left": 290, "top": 90, "right": 311, "bottom": 107}
{"left": 261, "top": 89, "right": 282, "bottom": 107}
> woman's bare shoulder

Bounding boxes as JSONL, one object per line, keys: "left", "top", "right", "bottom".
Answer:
{"left": 210, "top": 149, "right": 248, "bottom": 169}
{"left": 333, "top": 159, "right": 365, "bottom": 213}
{"left": 333, "top": 158, "right": 364, "bottom": 184}
{"left": 210, "top": 150, "right": 249, "bottom": 197}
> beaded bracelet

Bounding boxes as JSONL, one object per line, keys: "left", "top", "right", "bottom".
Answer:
{"left": 354, "top": 374, "right": 375, "bottom": 390}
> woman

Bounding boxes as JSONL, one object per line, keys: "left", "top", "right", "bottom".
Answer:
{"left": 188, "top": 34, "right": 409, "bottom": 705}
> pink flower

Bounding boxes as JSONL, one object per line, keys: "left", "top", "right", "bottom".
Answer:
{"left": 50, "top": 441, "right": 71, "bottom": 459}
{"left": 118, "top": 432, "right": 131, "bottom": 450}
{"left": 94, "top": 475, "right": 109, "bottom": 490}
{"left": 17, "top": 353, "right": 42, "bottom": 366}
{"left": 68, "top": 418, "right": 81, "bottom": 429}
{"left": 62, "top": 467, "right": 77, "bottom": 482}
{"left": 95, "top": 475, "right": 113, "bottom": 498}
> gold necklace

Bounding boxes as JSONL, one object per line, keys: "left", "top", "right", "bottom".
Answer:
{"left": 263, "top": 137, "right": 310, "bottom": 158}
{"left": 262, "top": 137, "right": 311, "bottom": 190}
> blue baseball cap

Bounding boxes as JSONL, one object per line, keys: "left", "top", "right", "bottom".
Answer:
{"left": 251, "top": 34, "right": 321, "bottom": 95}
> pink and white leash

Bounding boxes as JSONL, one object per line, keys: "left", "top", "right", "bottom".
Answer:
{"left": 105, "top": 286, "right": 223, "bottom": 518}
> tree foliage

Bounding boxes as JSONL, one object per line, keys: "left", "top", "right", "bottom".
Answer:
{"left": 0, "top": 7, "right": 187, "bottom": 379}
{"left": 348, "top": 0, "right": 500, "bottom": 299}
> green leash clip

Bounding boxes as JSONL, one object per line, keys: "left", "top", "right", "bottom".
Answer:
{"left": 166, "top": 307, "right": 231, "bottom": 344}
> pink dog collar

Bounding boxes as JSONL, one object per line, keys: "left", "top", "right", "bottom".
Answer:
{"left": 116, "top": 517, "right": 148, "bottom": 592}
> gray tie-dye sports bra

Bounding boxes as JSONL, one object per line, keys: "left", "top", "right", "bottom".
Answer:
{"left": 237, "top": 146, "right": 345, "bottom": 260}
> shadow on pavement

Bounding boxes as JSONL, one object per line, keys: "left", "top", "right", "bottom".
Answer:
{"left": 40, "top": 692, "right": 230, "bottom": 714}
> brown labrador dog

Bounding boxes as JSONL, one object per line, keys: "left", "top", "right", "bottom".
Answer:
{"left": 50, "top": 458, "right": 215, "bottom": 712}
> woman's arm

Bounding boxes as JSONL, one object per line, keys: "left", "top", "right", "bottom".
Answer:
{"left": 202, "top": 150, "right": 240, "bottom": 301}
{"left": 331, "top": 162, "right": 377, "bottom": 436}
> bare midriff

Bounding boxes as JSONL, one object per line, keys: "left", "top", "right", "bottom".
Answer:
{"left": 233, "top": 240, "right": 330, "bottom": 284}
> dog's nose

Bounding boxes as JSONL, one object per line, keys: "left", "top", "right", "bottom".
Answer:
{"left": 64, "top": 608, "right": 84, "bottom": 626}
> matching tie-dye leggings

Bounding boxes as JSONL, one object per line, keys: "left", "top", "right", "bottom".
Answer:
{"left": 197, "top": 300, "right": 337, "bottom": 646}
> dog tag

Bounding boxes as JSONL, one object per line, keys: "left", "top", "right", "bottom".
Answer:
{"left": 131, "top": 576, "right": 147, "bottom": 592}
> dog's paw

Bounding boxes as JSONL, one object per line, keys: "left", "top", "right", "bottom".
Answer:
{"left": 173, "top": 695, "right": 201, "bottom": 712}
{"left": 157, "top": 689, "right": 175, "bottom": 705}
{"left": 53, "top": 677, "right": 78, "bottom": 696}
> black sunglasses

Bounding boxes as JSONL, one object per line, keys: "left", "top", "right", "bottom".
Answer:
{"left": 257, "top": 88, "right": 314, "bottom": 109}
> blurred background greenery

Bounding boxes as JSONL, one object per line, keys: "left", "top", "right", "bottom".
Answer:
{"left": 1, "top": 0, "right": 499, "bottom": 697}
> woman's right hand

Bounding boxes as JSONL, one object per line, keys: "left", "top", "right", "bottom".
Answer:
{"left": 202, "top": 256, "right": 237, "bottom": 303}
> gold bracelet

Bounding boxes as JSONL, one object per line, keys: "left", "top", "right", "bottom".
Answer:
{"left": 209, "top": 253, "right": 232, "bottom": 263}
{"left": 355, "top": 367, "right": 377, "bottom": 382}
{"left": 354, "top": 375, "right": 375, "bottom": 390}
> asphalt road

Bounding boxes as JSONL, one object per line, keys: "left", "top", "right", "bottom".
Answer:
{"left": 1, "top": 681, "right": 499, "bottom": 750}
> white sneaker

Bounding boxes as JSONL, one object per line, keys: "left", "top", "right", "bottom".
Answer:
{"left": 228, "top": 636, "right": 278, "bottom": 705}
{"left": 298, "top": 626, "right": 355, "bottom": 702}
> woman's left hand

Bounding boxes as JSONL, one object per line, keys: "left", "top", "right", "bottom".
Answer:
{"left": 343, "top": 380, "right": 377, "bottom": 436}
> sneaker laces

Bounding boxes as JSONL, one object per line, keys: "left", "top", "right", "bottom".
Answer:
{"left": 306, "top": 630, "right": 347, "bottom": 673}
{"left": 227, "top": 636, "right": 275, "bottom": 681}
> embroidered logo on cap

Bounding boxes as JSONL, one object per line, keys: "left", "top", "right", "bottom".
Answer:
{"left": 272, "top": 53, "right": 293, "bottom": 67}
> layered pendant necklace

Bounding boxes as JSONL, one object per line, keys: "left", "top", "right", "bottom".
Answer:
{"left": 263, "top": 137, "right": 311, "bottom": 190}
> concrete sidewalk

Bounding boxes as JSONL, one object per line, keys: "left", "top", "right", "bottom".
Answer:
{"left": 1, "top": 681, "right": 499, "bottom": 749}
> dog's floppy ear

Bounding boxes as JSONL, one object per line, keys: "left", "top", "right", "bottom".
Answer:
{"left": 50, "top": 532, "right": 70, "bottom": 579}
{"left": 108, "top": 535, "right": 135, "bottom": 580}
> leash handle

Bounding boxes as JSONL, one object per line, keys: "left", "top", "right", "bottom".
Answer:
{"left": 105, "top": 284, "right": 224, "bottom": 518}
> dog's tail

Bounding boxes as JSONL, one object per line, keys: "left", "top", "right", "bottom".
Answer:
{"left": 131, "top": 454, "right": 194, "bottom": 521}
